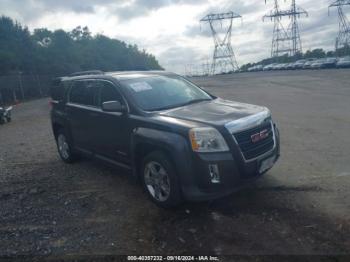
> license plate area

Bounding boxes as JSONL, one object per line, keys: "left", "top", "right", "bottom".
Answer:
{"left": 259, "top": 156, "right": 276, "bottom": 174}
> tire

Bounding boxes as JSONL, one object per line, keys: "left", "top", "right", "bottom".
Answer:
{"left": 141, "top": 151, "right": 182, "bottom": 208}
{"left": 56, "top": 129, "right": 78, "bottom": 163}
{"left": 6, "top": 117, "right": 11, "bottom": 122}
{"left": 0, "top": 117, "right": 4, "bottom": 125}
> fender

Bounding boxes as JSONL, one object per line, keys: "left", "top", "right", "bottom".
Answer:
{"left": 130, "top": 127, "right": 194, "bottom": 186}
{"left": 51, "top": 109, "right": 74, "bottom": 147}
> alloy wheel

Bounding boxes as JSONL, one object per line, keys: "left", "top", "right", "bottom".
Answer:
{"left": 144, "top": 161, "right": 171, "bottom": 202}
{"left": 57, "top": 134, "right": 70, "bottom": 160}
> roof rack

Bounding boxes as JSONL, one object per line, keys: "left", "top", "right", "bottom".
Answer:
{"left": 70, "top": 70, "right": 104, "bottom": 77}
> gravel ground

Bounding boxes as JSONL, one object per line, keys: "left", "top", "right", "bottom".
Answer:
{"left": 0, "top": 69, "right": 349, "bottom": 260}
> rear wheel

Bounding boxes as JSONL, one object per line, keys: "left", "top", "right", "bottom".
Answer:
{"left": 56, "top": 129, "right": 78, "bottom": 163}
{"left": 141, "top": 152, "right": 182, "bottom": 208}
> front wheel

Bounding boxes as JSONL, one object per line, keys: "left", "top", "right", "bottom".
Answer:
{"left": 141, "top": 152, "right": 182, "bottom": 208}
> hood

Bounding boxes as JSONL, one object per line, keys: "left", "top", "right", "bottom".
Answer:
{"left": 159, "top": 98, "right": 269, "bottom": 126}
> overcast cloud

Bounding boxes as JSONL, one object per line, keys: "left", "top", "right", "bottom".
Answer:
{"left": 0, "top": 0, "right": 346, "bottom": 73}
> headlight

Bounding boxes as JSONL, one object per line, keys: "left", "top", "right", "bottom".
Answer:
{"left": 189, "top": 127, "right": 229, "bottom": 153}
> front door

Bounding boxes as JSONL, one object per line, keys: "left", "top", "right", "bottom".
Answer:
{"left": 92, "top": 81, "right": 130, "bottom": 164}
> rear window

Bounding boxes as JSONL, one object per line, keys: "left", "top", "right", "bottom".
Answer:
{"left": 50, "top": 79, "right": 69, "bottom": 101}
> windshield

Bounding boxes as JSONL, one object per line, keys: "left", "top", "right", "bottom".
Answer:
{"left": 120, "top": 75, "right": 213, "bottom": 111}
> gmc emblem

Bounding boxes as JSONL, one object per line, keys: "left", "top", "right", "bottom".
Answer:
{"left": 251, "top": 129, "right": 269, "bottom": 143}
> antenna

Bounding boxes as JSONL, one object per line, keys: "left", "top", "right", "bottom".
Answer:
{"left": 329, "top": 0, "right": 350, "bottom": 51}
{"left": 200, "top": 12, "right": 242, "bottom": 75}
{"left": 263, "top": 0, "right": 308, "bottom": 58}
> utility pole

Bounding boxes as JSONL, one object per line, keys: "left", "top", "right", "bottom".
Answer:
{"left": 290, "top": 0, "right": 301, "bottom": 55}
{"left": 263, "top": 0, "right": 308, "bottom": 58}
{"left": 200, "top": 12, "right": 242, "bottom": 75}
{"left": 329, "top": 0, "right": 350, "bottom": 51}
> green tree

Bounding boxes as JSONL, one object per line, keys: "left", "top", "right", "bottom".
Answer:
{"left": 0, "top": 16, "right": 163, "bottom": 76}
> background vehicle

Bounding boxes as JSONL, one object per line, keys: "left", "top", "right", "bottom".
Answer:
{"left": 271, "top": 64, "right": 280, "bottom": 70}
{"left": 293, "top": 59, "right": 307, "bottom": 69}
{"left": 50, "top": 71, "right": 280, "bottom": 208}
{"left": 285, "top": 63, "right": 294, "bottom": 70}
{"left": 247, "top": 66, "right": 255, "bottom": 72}
{"left": 273, "top": 63, "right": 286, "bottom": 70}
{"left": 263, "top": 63, "right": 277, "bottom": 71}
{"left": 322, "top": 57, "right": 338, "bottom": 68}
{"left": 303, "top": 59, "right": 317, "bottom": 69}
{"left": 0, "top": 106, "right": 12, "bottom": 124}
{"left": 310, "top": 59, "right": 327, "bottom": 69}
{"left": 248, "top": 65, "right": 263, "bottom": 72}
{"left": 336, "top": 56, "right": 350, "bottom": 68}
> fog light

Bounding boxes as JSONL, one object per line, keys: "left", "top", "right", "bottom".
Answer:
{"left": 209, "top": 164, "right": 220, "bottom": 184}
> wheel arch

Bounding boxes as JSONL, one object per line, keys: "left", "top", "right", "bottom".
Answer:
{"left": 52, "top": 122, "right": 64, "bottom": 139}
{"left": 130, "top": 127, "right": 192, "bottom": 182}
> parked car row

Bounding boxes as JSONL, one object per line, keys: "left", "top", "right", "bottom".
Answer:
{"left": 246, "top": 56, "right": 350, "bottom": 72}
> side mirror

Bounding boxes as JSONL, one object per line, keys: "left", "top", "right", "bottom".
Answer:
{"left": 102, "top": 101, "right": 125, "bottom": 113}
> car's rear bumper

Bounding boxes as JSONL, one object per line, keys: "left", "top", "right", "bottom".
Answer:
{"left": 181, "top": 125, "right": 280, "bottom": 202}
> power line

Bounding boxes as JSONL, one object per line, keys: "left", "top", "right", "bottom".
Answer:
{"left": 329, "top": 0, "right": 350, "bottom": 50}
{"left": 200, "top": 11, "right": 242, "bottom": 74}
{"left": 263, "top": 0, "right": 308, "bottom": 58}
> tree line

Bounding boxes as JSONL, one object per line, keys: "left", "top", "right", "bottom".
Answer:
{"left": 0, "top": 16, "right": 163, "bottom": 77}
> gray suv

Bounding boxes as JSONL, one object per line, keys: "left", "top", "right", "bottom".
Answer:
{"left": 50, "top": 71, "right": 280, "bottom": 207}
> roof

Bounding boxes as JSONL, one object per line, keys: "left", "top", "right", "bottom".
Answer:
{"left": 61, "top": 70, "right": 176, "bottom": 82}
{"left": 106, "top": 70, "right": 176, "bottom": 80}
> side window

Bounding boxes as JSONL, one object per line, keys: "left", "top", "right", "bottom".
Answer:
{"left": 51, "top": 80, "right": 70, "bottom": 101}
{"left": 69, "top": 81, "right": 85, "bottom": 104}
{"left": 85, "top": 81, "right": 99, "bottom": 107}
{"left": 99, "top": 82, "right": 122, "bottom": 107}
{"left": 69, "top": 81, "right": 99, "bottom": 107}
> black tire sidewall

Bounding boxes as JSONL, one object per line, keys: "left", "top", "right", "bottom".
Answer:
{"left": 56, "top": 129, "right": 76, "bottom": 163}
{"left": 141, "top": 151, "right": 182, "bottom": 208}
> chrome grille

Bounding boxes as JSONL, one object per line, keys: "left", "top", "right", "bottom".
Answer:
{"left": 233, "top": 121, "right": 274, "bottom": 160}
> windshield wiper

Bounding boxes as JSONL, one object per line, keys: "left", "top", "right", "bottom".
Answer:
{"left": 149, "top": 98, "right": 212, "bottom": 112}
{"left": 180, "top": 98, "right": 212, "bottom": 107}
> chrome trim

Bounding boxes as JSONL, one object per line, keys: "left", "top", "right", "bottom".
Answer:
{"left": 224, "top": 109, "right": 271, "bottom": 134}
{"left": 66, "top": 102, "right": 124, "bottom": 116}
{"left": 67, "top": 78, "right": 130, "bottom": 113}
{"left": 66, "top": 102, "right": 100, "bottom": 111}
{"left": 225, "top": 110, "right": 276, "bottom": 163}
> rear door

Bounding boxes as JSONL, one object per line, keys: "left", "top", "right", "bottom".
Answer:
{"left": 66, "top": 80, "right": 99, "bottom": 153}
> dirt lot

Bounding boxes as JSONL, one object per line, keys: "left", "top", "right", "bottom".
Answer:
{"left": 0, "top": 69, "right": 349, "bottom": 259}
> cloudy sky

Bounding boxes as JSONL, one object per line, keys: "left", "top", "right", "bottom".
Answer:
{"left": 0, "top": 0, "right": 344, "bottom": 73}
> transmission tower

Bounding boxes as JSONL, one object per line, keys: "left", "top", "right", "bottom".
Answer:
{"left": 263, "top": 0, "right": 308, "bottom": 57}
{"left": 200, "top": 12, "right": 241, "bottom": 75}
{"left": 329, "top": 0, "right": 350, "bottom": 50}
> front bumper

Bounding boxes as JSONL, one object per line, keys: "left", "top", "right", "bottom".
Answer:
{"left": 181, "top": 124, "right": 280, "bottom": 201}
